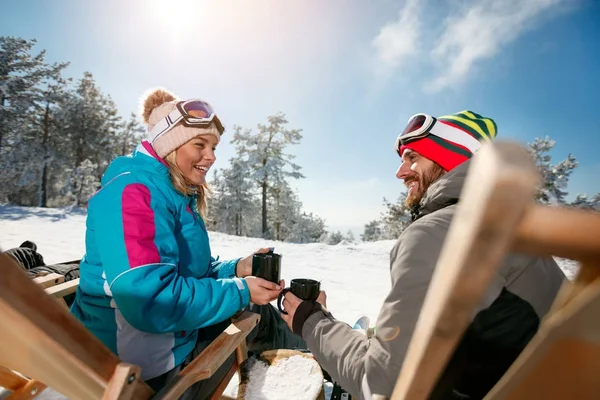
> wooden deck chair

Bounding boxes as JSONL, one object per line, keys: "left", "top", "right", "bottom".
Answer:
{"left": 0, "top": 253, "right": 260, "bottom": 400}
{"left": 386, "top": 140, "right": 600, "bottom": 400}
{"left": 0, "top": 273, "right": 70, "bottom": 400}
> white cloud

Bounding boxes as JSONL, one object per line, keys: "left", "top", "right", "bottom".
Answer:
{"left": 426, "top": 0, "right": 564, "bottom": 92}
{"left": 371, "top": 0, "right": 421, "bottom": 77}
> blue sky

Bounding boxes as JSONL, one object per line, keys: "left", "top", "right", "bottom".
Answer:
{"left": 2, "top": 0, "right": 599, "bottom": 236}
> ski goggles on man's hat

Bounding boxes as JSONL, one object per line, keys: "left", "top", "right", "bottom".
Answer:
{"left": 394, "top": 113, "right": 485, "bottom": 156}
{"left": 148, "top": 99, "right": 225, "bottom": 143}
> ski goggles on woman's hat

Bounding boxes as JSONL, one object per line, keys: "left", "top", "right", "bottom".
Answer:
{"left": 148, "top": 99, "right": 225, "bottom": 143}
{"left": 394, "top": 113, "right": 484, "bottom": 155}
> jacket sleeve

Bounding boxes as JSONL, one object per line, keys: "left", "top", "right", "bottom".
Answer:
{"left": 209, "top": 256, "right": 241, "bottom": 279}
{"left": 301, "top": 222, "right": 450, "bottom": 399}
{"left": 92, "top": 182, "right": 250, "bottom": 334}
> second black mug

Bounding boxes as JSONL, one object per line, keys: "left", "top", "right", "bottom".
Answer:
{"left": 277, "top": 278, "right": 321, "bottom": 315}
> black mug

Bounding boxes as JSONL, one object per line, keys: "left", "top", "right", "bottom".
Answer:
{"left": 252, "top": 252, "right": 282, "bottom": 284}
{"left": 277, "top": 278, "right": 321, "bottom": 315}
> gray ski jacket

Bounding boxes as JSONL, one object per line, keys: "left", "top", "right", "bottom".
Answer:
{"left": 301, "top": 160, "right": 566, "bottom": 399}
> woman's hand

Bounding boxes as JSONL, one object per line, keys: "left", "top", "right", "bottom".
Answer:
{"left": 244, "top": 277, "right": 284, "bottom": 305}
{"left": 235, "top": 247, "right": 272, "bottom": 277}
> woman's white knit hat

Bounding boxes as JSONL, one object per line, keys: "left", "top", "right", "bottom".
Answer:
{"left": 141, "top": 88, "right": 221, "bottom": 158}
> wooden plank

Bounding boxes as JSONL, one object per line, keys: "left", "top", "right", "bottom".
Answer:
{"left": 513, "top": 205, "right": 600, "bottom": 261}
{"left": 154, "top": 311, "right": 260, "bottom": 399}
{"left": 389, "top": 142, "right": 539, "bottom": 400}
{"left": 45, "top": 279, "right": 79, "bottom": 298}
{"left": 5, "top": 378, "right": 47, "bottom": 400}
{"left": 32, "top": 274, "right": 65, "bottom": 289}
{"left": 236, "top": 340, "right": 248, "bottom": 366}
{"left": 209, "top": 364, "right": 237, "bottom": 400}
{"left": 485, "top": 274, "right": 600, "bottom": 399}
{"left": 0, "top": 254, "right": 153, "bottom": 400}
{"left": 0, "top": 296, "right": 107, "bottom": 399}
{"left": 0, "top": 366, "right": 28, "bottom": 391}
{"left": 101, "top": 363, "right": 141, "bottom": 400}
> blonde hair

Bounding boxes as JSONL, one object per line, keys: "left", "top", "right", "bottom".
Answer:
{"left": 163, "top": 151, "right": 211, "bottom": 219}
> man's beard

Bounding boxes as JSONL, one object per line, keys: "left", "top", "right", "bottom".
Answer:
{"left": 405, "top": 163, "right": 446, "bottom": 208}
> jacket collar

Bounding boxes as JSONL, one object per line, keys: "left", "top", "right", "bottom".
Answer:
{"left": 411, "top": 159, "right": 471, "bottom": 221}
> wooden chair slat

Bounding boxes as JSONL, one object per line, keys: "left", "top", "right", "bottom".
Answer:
{"left": 0, "top": 366, "right": 28, "bottom": 391}
{"left": 5, "top": 378, "right": 47, "bottom": 400}
{"left": 32, "top": 273, "right": 65, "bottom": 288}
{"left": 45, "top": 278, "right": 79, "bottom": 298}
{"left": 101, "top": 363, "right": 141, "bottom": 400}
{"left": 154, "top": 311, "right": 260, "bottom": 400}
{"left": 513, "top": 205, "right": 600, "bottom": 261}
{"left": 0, "top": 253, "right": 154, "bottom": 400}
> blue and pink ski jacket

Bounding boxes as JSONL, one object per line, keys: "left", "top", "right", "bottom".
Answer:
{"left": 70, "top": 142, "right": 250, "bottom": 380}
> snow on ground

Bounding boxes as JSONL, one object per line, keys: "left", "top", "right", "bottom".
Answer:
{"left": 0, "top": 205, "right": 394, "bottom": 325}
{"left": 0, "top": 205, "right": 581, "bottom": 399}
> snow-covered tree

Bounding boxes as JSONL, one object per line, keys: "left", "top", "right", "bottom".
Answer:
{"left": 570, "top": 193, "right": 600, "bottom": 211}
{"left": 115, "top": 112, "right": 144, "bottom": 156}
{"left": 380, "top": 193, "right": 412, "bottom": 238}
{"left": 361, "top": 220, "right": 383, "bottom": 242}
{"left": 361, "top": 193, "right": 412, "bottom": 241}
{"left": 208, "top": 158, "right": 260, "bottom": 236}
{"left": 321, "top": 230, "right": 345, "bottom": 245}
{"left": 34, "top": 75, "right": 71, "bottom": 207}
{"left": 63, "top": 159, "right": 100, "bottom": 207}
{"left": 268, "top": 180, "right": 302, "bottom": 241}
{"left": 344, "top": 230, "right": 356, "bottom": 243}
{"left": 527, "top": 137, "right": 578, "bottom": 205}
{"left": 0, "top": 36, "right": 69, "bottom": 205}
{"left": 231, "top": 112, "right": 304, "bottom": 238}
{"left": 285, "top": 212, "right": 326, "bottom": 243}
{"left": 63, "top": 72, "right": 112, "bottom": 170}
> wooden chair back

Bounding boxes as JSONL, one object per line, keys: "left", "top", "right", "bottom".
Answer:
{"left": 0, "top": 253, "right": 259, "bottom": 400}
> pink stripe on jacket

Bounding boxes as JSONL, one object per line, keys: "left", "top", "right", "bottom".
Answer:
{"left": 122, "top": 183, "right": 161, "bottom": 268}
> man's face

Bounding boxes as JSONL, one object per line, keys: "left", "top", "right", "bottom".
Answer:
{"left": 396, "top": 149, "right": 445, "bottom": 207}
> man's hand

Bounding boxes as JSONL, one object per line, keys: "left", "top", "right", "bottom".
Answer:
{"left": 236, "top": 247, "right": 272, "bottom": 277}
{"left": 280, "top": 290, "right": 328, "bottom": 331}
{"left": 244, "top": 276, "right": 284, "bottom": 305}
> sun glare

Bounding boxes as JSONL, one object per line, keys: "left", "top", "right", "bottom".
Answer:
{"left": 146, "top": 0, "right": 210, "bottom": 46}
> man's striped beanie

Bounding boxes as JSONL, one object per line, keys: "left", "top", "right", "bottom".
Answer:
{"left": 399, "top": 110, "right": 498, "bottom": 171}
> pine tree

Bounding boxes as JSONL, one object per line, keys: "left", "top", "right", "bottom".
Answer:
{"left": 217, "top": 158, "right": 259, "bottom": 236}
{"left": 321, "top": 230, "right": 345, "bottom": 245}
{"left": 231, "top": 112, "right": 304, "bottom": 238}
{"left": 63, "top": 72, "right": 110, "bottom": 170}
{"left": 285, "top": 212, "right": 326, "bottom": 243}
{"left": 268, "top": 180, "right": 301, "bottom": 241}
{"left": 0, "top": 36, "right": 70, "bottom": 205}
{"left": 34, "top": 74, "right": 71, "bottom": 207}
{"left": 116, "top": 113, "right": 144, "bottom": 156}
{"left": 362, "top": 193, "right": 411, "bottom": 241}
{"left": 570, "top": 193, "right": 600, "bottom": 211}
{"left": 361, "top": 220, "right": 383, "bottom": 242}
{"left": 380, "top": 193, "right": 412, "bottom": 239}
{"left": 63, "top": 159, "right": 100, "bottom": 207}
{"left": 526, "top": 137, "right": 578, "bottom": 204}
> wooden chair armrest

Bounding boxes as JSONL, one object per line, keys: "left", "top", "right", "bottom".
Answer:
{"left": 153, "top": 311, "right": 260, "bottom": 400}
{"left": 45, "top": 279, "right": 79, "bottom": 298}
{"left": 0, "top": 366, "right": 28, "bottom": 391}
{"left": 33, "top": 273, "right": 65, "bottom": 288}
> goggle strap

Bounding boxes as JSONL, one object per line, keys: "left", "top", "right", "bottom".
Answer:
{"left": 148, "top": 108, "right": 184, "bottom": 143}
